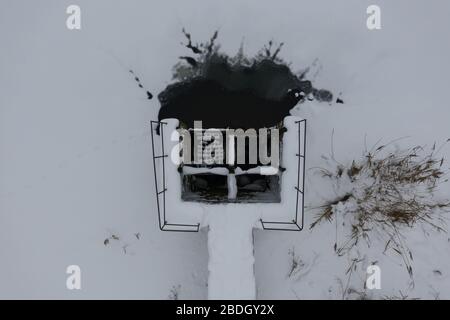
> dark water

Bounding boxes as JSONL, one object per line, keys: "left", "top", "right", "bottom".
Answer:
{"left": 158, "top": 41, "right": 332, "bottom": 130}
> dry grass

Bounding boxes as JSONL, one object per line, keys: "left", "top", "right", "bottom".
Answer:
{"left": 383, "top": 291, "right": 420, "bottom": 300}
{"left": 311, "top": 140, "right": 450, "bottom": 277}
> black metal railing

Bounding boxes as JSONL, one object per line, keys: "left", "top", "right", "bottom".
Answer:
{"left": 260, "top": 119, "right": 306, "bottom": 231}
{"left": 150, "top": 119, "right": 306, "bottom": 232}
{"left": 150, "top": 120, "right": 200, "bottom": 232}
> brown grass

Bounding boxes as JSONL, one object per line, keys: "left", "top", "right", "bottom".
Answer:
{"left": 311, "top": 141, "right": 450, "bottom": 277}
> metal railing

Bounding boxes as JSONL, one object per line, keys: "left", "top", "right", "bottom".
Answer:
{"left": 150, "top": 120, "right": 200, "bottom": 232}
{"left": 150, "top": 119, "right": 306, "bottom": 232}
{"left": 260, "top": 119, "right": 306, "bottom": 231}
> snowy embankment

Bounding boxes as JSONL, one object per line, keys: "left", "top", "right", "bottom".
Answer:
{"left": 160, "top": 116, "right": 305, "bottom": 298}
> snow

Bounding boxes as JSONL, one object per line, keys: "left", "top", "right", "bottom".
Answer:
{"left": 226, "top": 174, "right": 237, "bottom": 200}
{"left": 183, "top": 167, "right": 229, "bottom": 176}
{"left": 206, "top": 208, "right": 258, "bottom": 299}
{"left": 2, "top": 0, "right": 450, "bottom": 299}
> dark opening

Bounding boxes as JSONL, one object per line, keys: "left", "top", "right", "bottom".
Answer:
{"left": 181, "top": 173, "right": 281, "bottom": 203}
{"left": 236, "top": 174, "right": 281, "bottom": 203}
{"left": 182, "top": 174, "right": 228, "bottom": 202}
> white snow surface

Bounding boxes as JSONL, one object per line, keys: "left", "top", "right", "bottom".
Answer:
{"left": 206, "top": 208, "right": 259, "bottom": 299}
{"left": 2, "top": 0, "right": 450, "bottom": 299}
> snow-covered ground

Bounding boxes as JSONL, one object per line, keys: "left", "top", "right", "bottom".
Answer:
{"left": 1, "top": 0, "right": 450, "bottom": 299}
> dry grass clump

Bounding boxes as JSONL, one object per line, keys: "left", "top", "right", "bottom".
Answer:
{"left": 382, "top": 291, "right": 420, "bottom": 300}
{"left": 311, "top": 141, "right": 450, "bottom": 277}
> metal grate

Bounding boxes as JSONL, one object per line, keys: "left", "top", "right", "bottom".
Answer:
{"left": 150, "top": 120, "right": 200, "bottom": 232}
{"left": 260, "top": 119, "right": 306, "bottom": 231}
